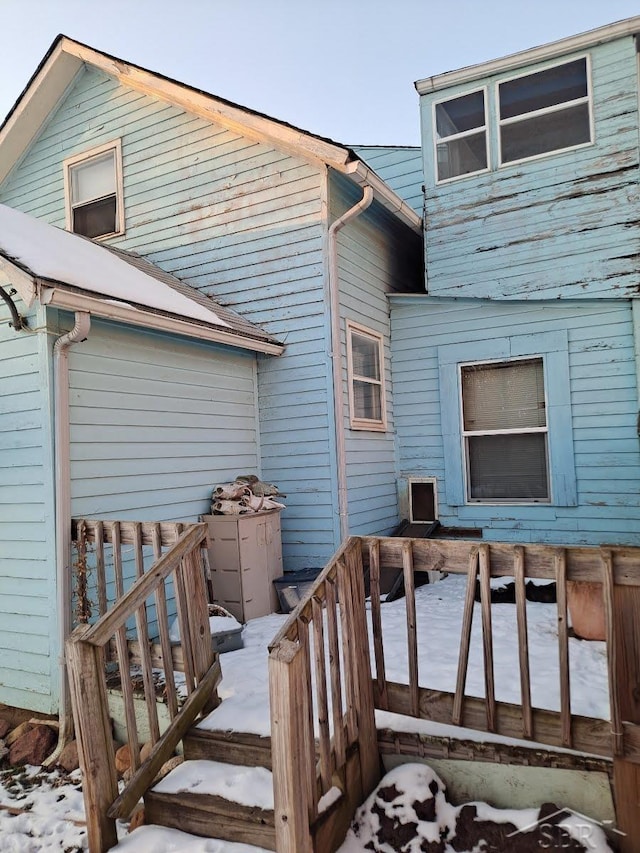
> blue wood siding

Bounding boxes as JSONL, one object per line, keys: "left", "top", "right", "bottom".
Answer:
{"left": 67, "top": 318, "right": 259, "bottom": 520}
{"left": 391, "top": 296, "right": 640, "bottom": 545}
{"left": 0, "top": 303, "right": 58, "bottom": 712}
{"left": 419, "top": 37, "right": 640, "bottom": 299}
{"left": 352, "top": 146, "right": 424, "bottom": 216}
{"left": 0, "top": 65, "right": 337, "bottom": 570}
{"left": 330, "top": 173, "right": 422, "bottom": 536}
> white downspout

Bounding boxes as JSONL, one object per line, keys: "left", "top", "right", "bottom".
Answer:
{"left": 328, "top": 185, "right": 374, "bottom": 542}
{"left": 51, "top": 311, "right": 91, "bottom": 756}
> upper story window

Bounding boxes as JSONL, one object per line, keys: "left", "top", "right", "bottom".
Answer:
{"left": 498, "top": 57, "right": 591, "bottom": 164}
{"left": 347, "top": 321, "right": 386, "bottom": 431}
{"left": 63, "top": 140, "right": 124, "bottom": 239}
{"left": 434, "top": 89, "right": 488, "bottom": 182}
{"left": 461, "top": 357, "right": 549, "bottom": 502}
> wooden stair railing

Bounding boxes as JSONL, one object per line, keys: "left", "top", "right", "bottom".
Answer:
{"left": 268, "top": 537, "right": 380, "bottom": 853}
{"left": 66, "top": 522, "right": 221, "bottom": 853}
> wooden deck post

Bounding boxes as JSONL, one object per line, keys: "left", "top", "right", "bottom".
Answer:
{"left": 66, "top": 627, "right": 118, "bottom": 853}
{"left": 269, "top": 638, "right": 314, "bottom": 853}
{"left": 610, "top": 558, "right": 640, "bottom": 851}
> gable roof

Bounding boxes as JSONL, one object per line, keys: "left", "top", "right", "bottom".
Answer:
{"left": 0, "top": 203, "right": 283, "bottom": 355}
{"left": 0, "top": 36, "right": 421, "bottom": 234}
{"left": 416, "top": 15, "right": 640, "bottom": 94}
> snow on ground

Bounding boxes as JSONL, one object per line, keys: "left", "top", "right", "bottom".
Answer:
{"left": 0, "top": 574, "right": 610, "bottom": 851}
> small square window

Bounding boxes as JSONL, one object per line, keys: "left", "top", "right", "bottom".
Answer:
{"left": 461, "top": 358, "right": 549, "bottom": 502}
{"left": 347, "top": 322, "right": 386, "bottom": 431}
{"left": 64, "top": 141, "right": 124, "bottom": 239}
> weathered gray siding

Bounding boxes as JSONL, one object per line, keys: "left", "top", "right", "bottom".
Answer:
{"left": 352, "top": 146, "right": 424, "bottom": 216}
{"left": 0, "top": 304, "right": 57, "bottom": 712}
{"left": 331, "top": 172, "right": 422, "bottom": 536}
{"left": 391, "top": 296, "right": 640, "bottom": 545}
{"left": 419, "top": 36, "right": 640, "bottom": 299}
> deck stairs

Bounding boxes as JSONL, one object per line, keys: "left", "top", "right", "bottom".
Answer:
{"left": 143, "top": 725, "right": 276, "bottom": 850}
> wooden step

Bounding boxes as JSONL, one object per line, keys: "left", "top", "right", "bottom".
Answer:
{"left": 144, "top": 759, "right": 275, "bottom": 850}
{"left": 184, "top": 727, "right": 272, "bottom": 769}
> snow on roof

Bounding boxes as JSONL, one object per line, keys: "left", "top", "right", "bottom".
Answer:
{"left": 0, "top": 203, "right": 228, "bottom": 327}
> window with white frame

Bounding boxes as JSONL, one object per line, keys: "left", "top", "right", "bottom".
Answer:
{"left": 434, "top": 89, "right": 488, "bottom": 182}
{"left": 498, "top": 57, "right": 591, "bottom": 164}
{"left": 64, "top": 141, "right": 124, "bottom": 239}
{"left": 461, "top": 357, "right": 549, "bottom": 502}
{"left": 347, "top": 322, "right": 386, "bottom": 431}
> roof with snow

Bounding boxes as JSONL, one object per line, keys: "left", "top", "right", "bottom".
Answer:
{"left": 0, "top": 35, "right": 421, "bottom": 234}
{"left": 0, "top": 203, "right": 283, "bottom": 354}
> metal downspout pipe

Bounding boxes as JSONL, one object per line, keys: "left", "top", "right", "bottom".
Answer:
{"left": 328, "top": 185, "right": 374, "bottom": 542}
{"left": 51, "top": 311, "right": 91, "bottom": 756}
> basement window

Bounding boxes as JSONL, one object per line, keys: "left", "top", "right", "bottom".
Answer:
{"left": 434, "top": 88, "right": 488, "bottom": 182}
{"left": 347, "top": 321, "right": 386, "bottom": 431}
{"left": 64, "top": 140, "right": 124, "bottom": 239}
{"left": 461, "top": 357, "right": 550, "bottom": 502}
{"left": 498, "top": 57, "right": 592, "bottom": 165}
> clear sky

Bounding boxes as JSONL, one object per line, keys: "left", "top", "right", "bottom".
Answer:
{"left": 1, "top": 0, "right": 640, "bottom": 146}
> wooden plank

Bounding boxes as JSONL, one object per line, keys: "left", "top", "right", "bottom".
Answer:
{"left": 297, "top": 616, "right": 317, "bottom": 824}
{"left": 269, "top": 638, "right": 314, "bottom": 853}
{"left": 402, "top": 540, "right": 419, "bottom": 717}
{"left": 452, "top": 547, "right": 479, "bottom": 727}
{"left": 66, "top": 628, "right": 118, "bottom": 853}
{"left": 336, "top": 558, "right": 358, "bottom": 745}
{"left": 112, "top": 521, "right": 124, "bottom": 603}
{"left": 108, "top": 660, "right": 221, "bottom": 820}
{"left": 478, "top": 544, "right": 496, "bottom": 733}
{"left": 514, "top": 545, "right": 533, "bottom": 739}
{"left": 379, "top": 681, "right": 622, "bottom": 759}
{"left": 368, "top": 539, "right": 388, "bottom": 710}
{"left": 85, "top": 525, "right": 207, "bottom": 646}
{"left": 555, "top": 549, "right": 572, "bottom": 748}
{"left": 601, "top": 549, "right": 623, "bottom": 756}
{"left": 173, "top": 557, "right": 196, "bottom": 696}
{"left": 72, "top": 518, "right": 183, "bottom": 548}
{"left": 361, "top": 537, "right": 640, "bottom": 586}
{"left": 132, "top": 522, "right": 160, "bottom": 745}
{"left": 152, "top": 523, "right": 179, "bottom": 720}
{"left": 95, "top": 521, "right": 107, "bottom": 617}
{"left": 312, "top": 593, "right": 332, "bottom": 794}
{"left": 324, "top": 573, "right": 345, "bottom": 770}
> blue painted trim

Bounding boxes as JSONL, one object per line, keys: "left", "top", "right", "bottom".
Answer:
{"left": 437, "top": 329, "right": 577, "bottom": 508}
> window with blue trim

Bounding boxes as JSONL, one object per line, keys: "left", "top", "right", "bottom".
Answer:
{"left": 438, "top": 331, "right": 577, "bottom": 508}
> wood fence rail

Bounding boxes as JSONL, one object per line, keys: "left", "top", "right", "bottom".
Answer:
{"left": 66, "top": 520, "right": 220, "bottom": 852}
{"left": 269, "top": 536, "right": 640, "bottom": 853}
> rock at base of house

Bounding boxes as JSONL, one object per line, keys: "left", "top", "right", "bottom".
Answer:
{"left": 8, "top": 724, "right": 57, "bottom": 766}
{"left": 129, "top": 804, "right": 145, "bottom": 831}
{"left": 115, "top": 743, "right": 135, "bottom": 776}
{"left": 0, "top": 718, "right": 11, "bottom": 739}
{"left": 57, "top": 739, "right": 80, "bottom": 773}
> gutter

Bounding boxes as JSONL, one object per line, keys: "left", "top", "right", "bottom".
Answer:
{"left": 40, "top": 287, "right": 284, "bottom": 356}
{"left": 344, "top": 160, "right": 422, "bottom": 234}
{"left": 51, "top": 311, "right": 91, "bottom": 757}
{"left": 328, "top": 185, "right": 374, "bottom": 543}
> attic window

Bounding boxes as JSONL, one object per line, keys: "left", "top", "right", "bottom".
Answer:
{"left": 498, "top": 57, "right": 592, "bottom": 164}
{"left": 434, "top": 89, "right": 488, "bottom": 182}
{"left": 64, "top": 141, "right": 124, "bottom": 239}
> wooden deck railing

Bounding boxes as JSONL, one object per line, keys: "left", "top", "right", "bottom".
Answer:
{"left": 269, "top": 536, "right": 640, "bottom": 852}
{"left": 66, "top": 521, "right": 221, "bottom": 852}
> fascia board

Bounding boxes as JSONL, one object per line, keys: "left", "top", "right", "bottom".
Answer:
{"left": 0, "top": 45, "right": 82, "bottom": 186}
{"left": 0, "top": 256, "right": 36, "bottom": 308}
{"left": 344, "top": 161, "right": 422, "bottom": 233}
{"left": 60, "top": 39, "right": 353, "bottom": 171}
{"left": 39, "top": 286, "right": 285, "bottom": 356}
{"left": 416, "top": 15, "right": 640, "bottom": 94}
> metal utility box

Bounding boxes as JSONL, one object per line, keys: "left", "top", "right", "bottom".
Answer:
{"left": 203, "top": 509, "right": 283, "bottom": 622}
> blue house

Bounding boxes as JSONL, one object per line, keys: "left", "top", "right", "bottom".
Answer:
{"left": 0, "top": 37, "right": 422, "bottom": 714}
{"left": 391, "top": 16, "right": 640, "bottom": 545}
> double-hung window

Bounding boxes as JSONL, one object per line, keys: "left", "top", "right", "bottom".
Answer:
{"left": 460, "top": 357, "right": 549, "bottom": 502}
{"left": 434, "top": 89, "right": 488, "bottom": 182}
{"left": 347, "top": 322, "right": 386, "bottom": 431}
{"left": 498, "top": 57, "right": 591, "bottom": 164}
{"left": 64, "top": 140, "right": 124, "bottom": 239}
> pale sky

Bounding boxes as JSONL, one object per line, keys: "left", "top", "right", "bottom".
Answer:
{"left": 1, "top": 0, "right": 640, "bottom": 146}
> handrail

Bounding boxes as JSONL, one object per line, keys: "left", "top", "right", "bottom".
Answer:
{"left": 67, "top": 520, "right": 220, "bottom": 853}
